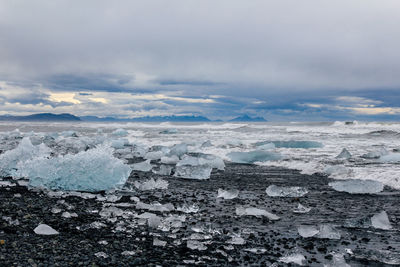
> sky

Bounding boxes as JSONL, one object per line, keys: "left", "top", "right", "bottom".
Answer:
{"left": 1, "top": 0, "right": 400, "bottom": 121}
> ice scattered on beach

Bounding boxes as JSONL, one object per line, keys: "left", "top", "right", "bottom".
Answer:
{"left": 298, "top": 225, "right": 341, "bottom": 239}
{"left": 266, "top": 185, "right": 308, "bottom": 197}
{"left": 132, "top": 159, "right": 152, "bottom": 172}
{"left": 258, "top": 140, "right": 323, "bottom": 149}
{"left": 34, "top": 224, "right": 59, "bottom": 235}
{"left": 279, "top": 253, "right": 306, "bottom": 265}
{"left": 371, "top": 211, "right": 392, "bottom": 230}
{"left": 187, "top": 240, "right": 207, "bottom": 251}
{"left": 329, "top": 179, "right": 384, "bottom": 194}
{"left": 324, "top": 252, "right": 351, "bottom": 267}
{"left": 174, "top": 165, "right": 212, "bottom": 179}
{"left": 18, "top": 145, "right": 131, "bottom": 192}
{"left": 235, "top": 206, "right": 280, "bottom": 221}
{"left": 298, "top": 225, "right": 319, "bottom": 238}
{"left": 293, "top": 203, "right": 311, "bottom": 213}
{"left": 217, "top": 188, "right": 239, "bottom": 199}
{"left": 134, "top": 178, "right": 168, "bottom": 190}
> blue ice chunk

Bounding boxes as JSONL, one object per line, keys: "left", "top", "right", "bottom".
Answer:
{"left": 17, "top": 145, "right": 131, "bottom": 192}
{"left": 256, "top": 140, "right": 323, "bottom": 149}
{"left": 227, "top": 150, "right": 281, "bottom": 164}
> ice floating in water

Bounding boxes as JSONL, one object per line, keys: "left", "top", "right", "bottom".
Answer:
{"left": 227, "top": 150, "right": 281, "bottom": 164}
{"left": 293, "top": 203, "right": 311, "bottom": 213}
{"left": 132, "top": 159, "right": 152, "bottom": 172}
{"left": 380, "top": 153, "right": 400, "bottom": 162}
{"left": 160, "top": 128, "right": 178, "bottom": 134}
{"left": 298, "top": 225, "right": 319, "bottom": 238}
{"left": 112, "top": 128, "right": 128, "bottom": 136}
{"left": 279, "top": 253, "right": 306, "bottom": 266}
{"left": 371, "top": 211, "right": 392, "bottom": 230}
{"left": 0, "top": 137, "right": 51, "bottom": 177}
{"left": 266, "top": 185, "right": 308, "bottom": 197}
{"left": 18, "top": 145, "right": 131, "bottom": 192}
{"left": 34, "top": 224, "right": 59, "bottom": 235}
{"left": 134, "top": 178, "right": 168, "bottom": 190}
{"left": 361, "top": 147, "right": 388, "bottom": 159}
{"left": 257, "top": 140, "right": 323, "bottom": 149}
{"left": 336, "top": 148, "right": 352, "bottom": 159}
{"left": 174, "top": 165, "right": 212, "bottom": 180}
{"left": 329, "top": 179, "right": 384, "bottom": 194}
{"left": 257, "top": 142, "right": 275, "bottom": 150}
{"left": 235, "top": 206, "right": 280, "bottom": 221}
{"left": 217, "top": 188, "right": 239, "bottom": 199}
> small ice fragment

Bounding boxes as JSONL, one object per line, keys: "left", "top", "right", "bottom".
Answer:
{"left": 147, "top": 214, "right": 162, "bottom": 228}
{"left": 279, "top": 253, "right": 306, "bottom": 265}
{"left": 244, "top": 248, "right": 267, "bottom": 254}
{"left": 227, "top": 150, "right": 281, "bottom": 164}
{"left": 266, "top": 185, "right": 308, "bottom": 197}
{"left": 227, "top": 236, "right": 246, "bottom": 245}
{"left": 298, "top": 225, "right": 319, "bottom": 238}
{"left": 235, "top": 206, "right": 280, "bottom": 221}
{"left": 61, "top": 212, "right": 78, "bottom": 218}
{"left": 111, "top": 139, "right": 127, "bottom": 149}
{"left": 121, "top": 251, "right": 136, "bottom": 256}
{"left": 201, "top": 140, "right": 213, "bottom": 148}
{"left": 34, "top": 224, "right": 59, "bottom": 235}
{"left": 134, "top": 178, "right": 168, "bottom": 190}
{"left": 217, "top": 188, "right": 239, "bottom": 199}
{"left": 293, "top": 203, "right": 311, "bottom": 214}
{"left": 174, "top": 165, "right": 212, "bottom": 179}
{"left": 329, "top": 179, "right": 384, "bottom": 194}
{"left": 132, "top": 159, "right": 152, "bottom": 172}
{"left": 336, "top": 148, "right": 352, "bottom": 159}
{"left": 325, "top": 252, "right": 351, "bottom": 267}
{"left": 177, "top": 204, "right": 200, "bottom": 213}
{"left": 371, "top": 211, "right": 392, "bottom": 230}
{"left": 153, "top": 238, "right": 167, "bottom": 247}
{"left": 318, "top": 225, "right": 341, "bottom": 240}
{"left": 98, "top": 240, "right": 108, "bottom": 245}
{"left": 136, "top": 201, "right": 174, "bottom": 212}
{"left": 95, "top": 252, "right": 108, "bottom": 258}
{"left": 187, "top": 240, "right": 207, "bottom": 251}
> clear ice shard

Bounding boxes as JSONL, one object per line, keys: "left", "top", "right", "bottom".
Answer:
{"left": 317, "top": 224, "right": 341, "bottom": 239}
{"left": 235, "top": 206, "right": 280, "bottom": 221}
{"left": 227, "top": 150, "right": 281, "bottom": 164}
{"left": 279, "top": 253, "right": 306, "bottom": 265}
{"left": 134, "top": 178, "right": 168, "bottom": 190}
{"left": 266, "top": 185, "right": 308, "bottom": 197}
{"left": 34, "top": 224, "right": 59, "bottom": 235}
{"left": 136, "top": 201, "right": 174, "bottom": 212}
{"left": 298, "top": 225, "right": 319, "bottom": 238}
{"left": 174, "top": 165, "right": 212, "bottom": 179}
{"left": 18, "top": 145, "right": 131, "bottom": 192}
{"left": 0, "top": 137, "right": 51, "bottom": 177}
{"left": 217, "top": 188, "right": 239, "bottom": 199}
{"left": 336, "top": 148, "right": 352, "bottom": 159}
{"left": 152, "top": 165, "right": 173, "bottom": 176}
{"left": 132, "top": 159, "right": 152, "bottom": 172}
{"left": 293, "top": 203, "right": 311, "bottom": 213}
{"left": 329, "top": 179, "right": 384, "bottom": 194}
{"left": 371, "top": 211, "right": 392, "bottom": 230}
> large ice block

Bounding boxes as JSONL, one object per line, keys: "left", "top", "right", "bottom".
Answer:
{"left": 329, "top": 179, "right": 384, "bottom": 194}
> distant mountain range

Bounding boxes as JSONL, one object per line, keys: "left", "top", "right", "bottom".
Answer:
{"left": 0, "top": 113, "right": 267, "bottom": 122}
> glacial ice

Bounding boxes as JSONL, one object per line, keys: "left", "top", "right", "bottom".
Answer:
{"left": 293, "top": 203, "right": 311, "bottom": 213}
{"left": 34, "top": 224, "right": 59, "bottom": 235}
{"left": 132, "top": 159, "right": 152, "bottom": 172}
{"left": 329, "top": 179, "right": 384, "bottom": 194}
{"left": 336, "top": 148, "right": 352, "bottom": 159}
{"left": 160, "top": 128, "right": 178, "bottom": 134}
{"left": 18, "top": 145, "right": 131, "bottom": 192}
{"left": 257, "top": 140, "right": 323, "bottom": 149}
{"left": 174, "top": 165, "right": 212, "bottom": 179}
{"left": 235, "top": 206, "right": 280, "bottom": 221}
{"left": 169, "top": 143, "right": 188, "bottom": 157}
{"left": 324, "top": 165, "right": 350, "bottom": 176}
{"left": 0, "top": 137, "right": 51, "bottom": 177}
{"left": 257, "top": 142, "right": 275, "bottom": 150}
{"left": 361, "top": 147, "right": 388, "bottom": 159}
{"left": 152, "top": 165, "right": 173, "bottom": 176}
{"left": 160, "top": 155, "right": 180, "bottom": 164}
{"left": 111, "top": 139, "right": 128, "bottom": 149}
{"left": 145, "top": 151, "right": 165, "bottom": 160}
{"left": 371, "top": 211, "right": 392, "bottom": 230}
{"left": 136, "top": 201, "right": 174, "bottom": 212}
{"left": 153, "top": 238, "right": 167, "bottom": 247}
{"left": 318, "top": 225, "right": 341, "bottom": 239}
{"left": 380, "top": 153, "right": 400, "bottom": 162}
{"left": 325, "top": 252, "right": 351, "bottom": 267}
{"left": 134, "top": 178, "right": 168, "bottom": 190}
{"left": 298, "top": 225, "right": 319, "bottom": 238}
{"left": 177, "top": 204, "right": 200, "bottom": 213}
{"left": 227, "top": 150, "right": 281, "bottom": 164}
{"left": 112, "top": 128, "right": 128, "bottom": 136}
{"left": 266, "top": 185, "right": 308, "bottom": 197}
{"left": 279, "top": 253, "right": 306, "bottom": 265}
{"left": 187, "top": 240, "right": 207, "bottom": 251}
{"left": 217, "top": 188, "right": 239, "bottom": 199}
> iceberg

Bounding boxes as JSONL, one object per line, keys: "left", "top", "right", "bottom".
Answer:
{"left": 217, "top": 188, "right": 239, "bottom": 199}
{"left": 336, "top": 148, "right": 352, "bottom": 159}
{"left": 34, "top": 224, "right": 59, "bottom": 235}
{"left": 132, "top": 159, "right": 152, "bottom": 172}
{"left": 279, "top": 253, "right": 306, "bottom": 266}
{"left": 227, "top": 150, "right": 281, "bottom": 164}
{"left": 235, "top": 206, "right": 280, "bottom": 221}
{"left": 266, "top": 185, "right": 308, "bottom": 197}
{"left": 371, "top": 211, "right": 392, "bottom": 230}
{"left": 177, "top": 204, "right": 199, "bottom": 213}
{"left": 18, "top": 145, "right": 131, "bottom": 192}
{"left": 0, "top": 137, "right": 51, "bottom": 177}
{"left": 329, "top": 179, "right": 384, "bottom": 194}
{"left": 153, "top": 238, "right": 167, "bottom": 247}
{"left": 298, "top": 225, "right": 319, "bottom": 238}
{"left": 134, "top": 178, "right": 168, "bottom": 190}
{"left": 174, "top": 165, "right": 212, "bottom": 179}
{"left": 257, "top": 140, "right": 323, "bottom": 149}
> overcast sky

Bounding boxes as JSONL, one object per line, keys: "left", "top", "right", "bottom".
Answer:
{"left": 1, "top": 0, "right": 400, "bottom": 121}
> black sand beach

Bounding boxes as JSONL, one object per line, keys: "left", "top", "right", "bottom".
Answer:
{"left": 1, "top": 163, "right": 399, "bottom": 266}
